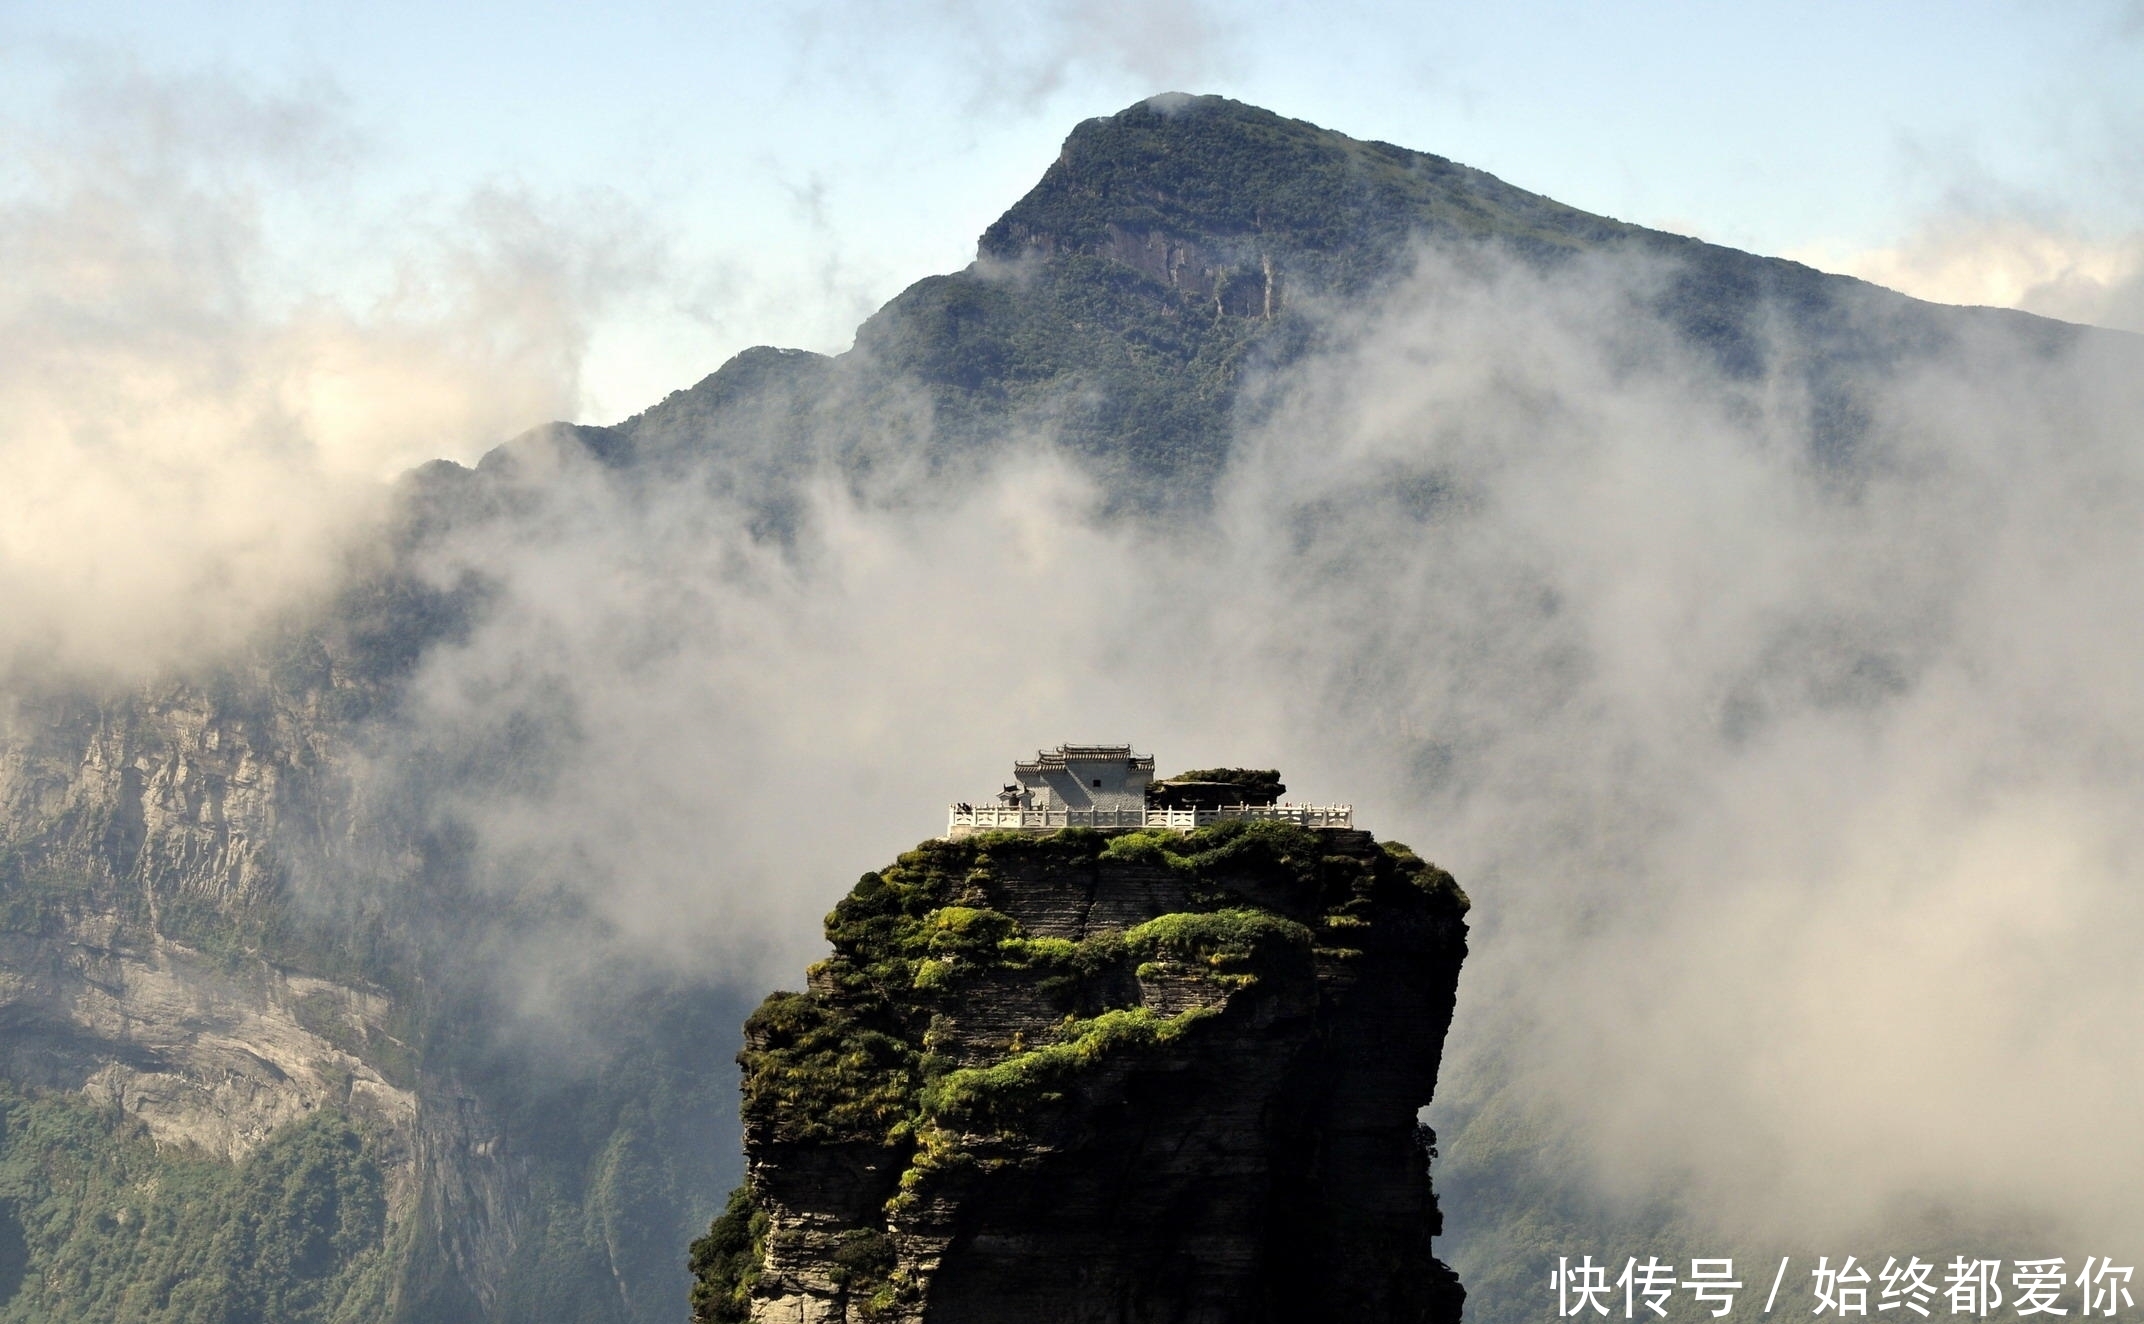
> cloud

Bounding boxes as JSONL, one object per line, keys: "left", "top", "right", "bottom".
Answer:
{"left": 373, "top": 436, "right": 1214, "bottom": 1000}
{"left": 1231, "top": 251, "right": 2144, "bottom": 1270}
{"left": 0, "top": 57, "right": 656, "bottom": 681}
{"left": 1796, "top": 217, "right": 2144, "bottom": 333}
{"left": 366, "top": 238, "right": 2144, "bottom": 1295}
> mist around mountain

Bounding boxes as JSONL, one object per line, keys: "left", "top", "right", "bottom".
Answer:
{"left": 2, "top": 93, "right": 2141, "bottom": 1323}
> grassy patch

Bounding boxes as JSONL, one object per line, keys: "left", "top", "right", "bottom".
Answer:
{"left": 1125, "top": 908, "right": 1313, "bottom": 987}
{"left": 918, "top": 1006, "right": 1212, "bottom": 1135}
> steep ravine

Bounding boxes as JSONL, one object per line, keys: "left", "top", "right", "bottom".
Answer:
{"left": 694, "top": 820, "right": 1469, "bottom": 1324}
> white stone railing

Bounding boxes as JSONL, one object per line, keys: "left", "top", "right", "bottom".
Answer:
{"left": 944, "top": 803, "right": 1353, "bottom": 837}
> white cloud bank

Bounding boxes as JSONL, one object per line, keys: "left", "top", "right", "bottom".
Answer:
{"left": 0, "top": 61, "right": 648, "bottom": 680}
{"left": 1798, "top": 217, "right": 2144, "bottom": 334}
{"left": 375, "top": 240, "right": 2144, "bottom": 1270}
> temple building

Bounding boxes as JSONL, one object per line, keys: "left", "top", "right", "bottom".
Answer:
{"left": 1008, "top": 743, "right": 1154, "bottom": 814}
{"left": 947, "top": 743, "right": 1352, "bottom": 838}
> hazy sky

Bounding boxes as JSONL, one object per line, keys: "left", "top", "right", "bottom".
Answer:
{"left": 3, "top": 0, "right": 2139, "bottom": 426}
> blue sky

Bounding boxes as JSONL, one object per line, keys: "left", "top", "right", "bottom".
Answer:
{"left": 3, "top": 0, "right": 2139, "bottom": 428}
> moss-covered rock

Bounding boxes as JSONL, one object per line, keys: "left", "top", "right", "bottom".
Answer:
{"left": 700, "top": 816, "right": 1469, "bottom": 1323}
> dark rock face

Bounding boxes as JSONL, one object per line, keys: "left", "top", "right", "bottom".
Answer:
{"left": 693, "top": 821, "right": 1469, "bottom": 1324}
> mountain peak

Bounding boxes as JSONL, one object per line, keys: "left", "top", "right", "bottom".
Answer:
{"left": 979, "top": 94, "right": 1630, "bottom": 284}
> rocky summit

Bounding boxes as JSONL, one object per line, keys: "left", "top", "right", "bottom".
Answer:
{"left": 691, "top": 800, "right": 1470, "bottom": 1324}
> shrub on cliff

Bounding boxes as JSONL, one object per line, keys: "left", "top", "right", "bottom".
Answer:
{"left": 687, "top": 1186, "right": 768, "bottom": 1324}
{"left": 1125, "top": 907, "right": 1313, "bottom": 985}
{"left": 917, "top": 1006, "right": 1212, "bottom": 1134}
{"left": 738, "top": 994, "right": 916, "bottom": 1144}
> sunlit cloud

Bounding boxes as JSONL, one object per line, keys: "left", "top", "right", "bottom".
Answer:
{"left": 0, "top": 59, "right": 659, "bottom": 679}
{"left": 1795, "top": 217, "right": 2144, "bottom": 334}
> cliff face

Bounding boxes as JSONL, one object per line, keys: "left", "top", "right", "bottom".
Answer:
{"left": 693, "top": 820, "right": 1469, "bottom": 1324}
{"left": 0, "top": 682, "right": 414, "bottom": 1146}
{"left": 0, "top": 661, "right": 735, "bottom": 1323}
{"left": 0, "top": 681, "right": 420, "bottom": 1317}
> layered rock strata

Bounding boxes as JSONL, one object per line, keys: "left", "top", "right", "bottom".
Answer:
{"left": 693, "top": 820, "right": 1469, "bottom": 1324}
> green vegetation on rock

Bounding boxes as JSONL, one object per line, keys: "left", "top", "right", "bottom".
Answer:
{"left": 739, "top": 994, "right": 919, "bottom": 1145}
{"left": 686, "top": 1186, "right": 767, "bottom": 1324}
{"left": 1125, "top": 908, "right": 1313, "bottom": 986}
{"left": 701, "top": 815, "right": 1470, "bottom": 1316}
{"left": 980, "top": 97, "right": 1627, "bottom": 274}
{"left": 919, "top": 1006, "right": 1213, "bottom": 1134}
{"left": 0, "top": 1086, "right": 392, "bottom": 1324}
{"left": 1155, "top": 767, "right": 1287, "bottom": 802}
